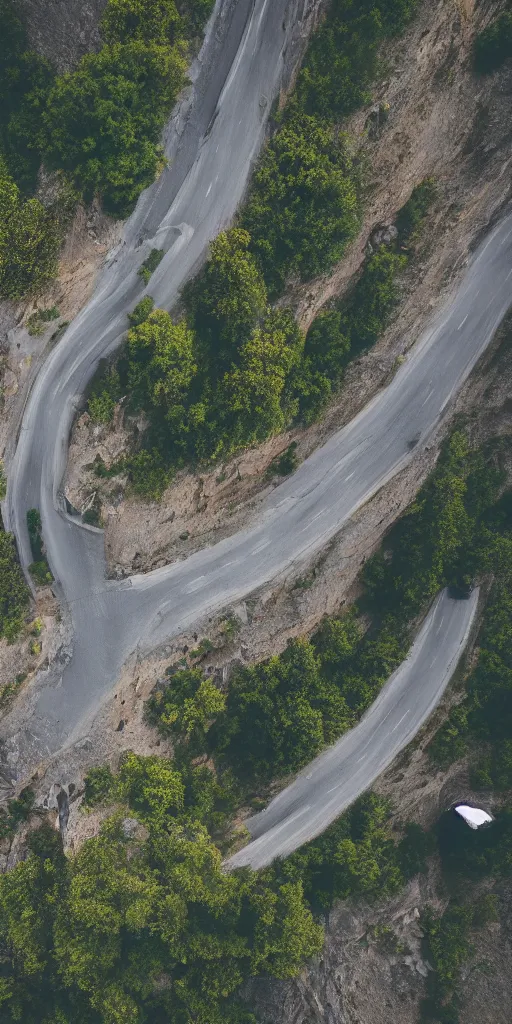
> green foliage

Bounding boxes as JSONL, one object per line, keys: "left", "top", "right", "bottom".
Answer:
{"left": 127, "top": 309, "right": 197, "bottom": 417}
{"left": 0, "top": 526, "right": 30, "bottom": 641}
{"left": 137, "top": 248, "right": 164, "bottom": 284}
{"left": 279, "top": 793, "right": 404, "bottom": 911}
{"left": 28, "top": 560, "right": 54, "bottom": 587}
{"left": 472, "top": 893, "right": 499, "bottom": 928}
{"left": 27, "top": 507, "right": 54, "bottom": 587}
{"left": 427, "top": 704, "right": 469, "bottom": 768}
{"left": 297, "top": 244, "right": 407, "bottom": 420}
{"left": 127, "top": 295, "right": 154, "bottom": 326}
{"left": 0, "top": 161, "right": 63, "bottom": 300}
{"left": 0, "top": 0, "right": 55, "bottom": 192}
{"left": 88, "top": 366, "right": 122, "bottom": 424}
{"left": 0, "top": 461, "right": 6, "bottom": 500}
{"left": 0, "top": 755, "right": 322, "bottom": 1023}
{"left": 146, "top": 669, "right": 226, "bottom": 751}
{"left": 93, "top": 230, "right": 305, "bottom": 490}
{"left": 397, "top": 822, "right": 435, "bottom": 879}
{"left": 427, "top": 545, "right": 512, "bottom": 778}
{"left": 91, "top": 1, "right": 428, "bottom": 472}
{"left": 295, "top": 0, "right": 417, "bottom": 120}
{"left": 0, "top": 787, "right": 36, "bottom": 841}
{"left": 362, "top": 433, "right": 505, "bottom": 623}
{"left": 83, "top": 765, "right": 117, "bottom": 807}
{"left": 101, "top": 0, "right": 181, "bottom": 46}
{"left": 124, "top": 448, "right": 173, "bottom": 499}
{"left": 438, "top": 807, "right": 512, "bottom": 883}
{"left": 26, "top": 306, "right": 60, "bottom": 336}
{"left": 474, "top": 11, "right": 512, "bottom": 74}
{"left": 176, "top": 0, "right": 215, "bottom": 37}
{"left": 267, "top": 441, "right": 299, "bottom": 478}
{"left": 422, "top": 902, "right": 473, "bottom": 1018}
{"left": 211, "top": 636, "right": 354, "bottom": 783}
{"left": 396, "top": 177, "right": 437, "bottom": 244}
{"left": 41, "top": 42, "right": 186, "bottom": 216}
{"left": 26, "top": 509, "right": 43, "bottom": 562}
{"left": 242, "top": 116, "right": 359, "bottom": 296}
{"left": 185, "top": 228, "right": 268, "bottom": 364}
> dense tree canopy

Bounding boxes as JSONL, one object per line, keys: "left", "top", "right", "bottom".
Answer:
{"left": 0, "top": 160, "right": 63, "bottom": 299}
{"left": 242, "top": 116, "right": 360, "bottom": 296}
{"left": 295, "top": 0, "right": 418, "bottom": 119}
{"left": 0, "top": 526, "right": 29, "bottom": 641}
{"left": 0, "top": 0, "right": 54, "bottom": 191}
{"left": 41, "top": 42, "right": 186, "bottom": 216}
{"left": 0, "top": 754, "right": 322, "bottom": 1024}
{"left": 474, "top": 11, "right": 512, "bottom": 74}
{"left": 100, "top": 0, "right": 182, "bottom": 45}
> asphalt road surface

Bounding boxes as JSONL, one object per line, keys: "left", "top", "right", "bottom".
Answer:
{"left": 1, "top": 0, "right": 512, "bottom": 777}
{"left": 227, "top": 588, "right": 479, "bottom": 870}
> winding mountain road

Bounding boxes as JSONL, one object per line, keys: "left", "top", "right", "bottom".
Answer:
{"left": 227, "top": 588, "right": 479, "bottom": 869}
{"left": 1, "top": 0, "right": 511, "bottom": 785}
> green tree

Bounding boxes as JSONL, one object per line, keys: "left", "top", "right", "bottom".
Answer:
{"left": 0, "top": 0, "right": 54, "bottom": 191}
{"left": 41, "top": 42, "right": 186, "bottom": 216}
{"left": 295, "top": 0, "right": 417, "bottom": 120}
{"left": 127, "top": 309, "right": 197, "bottom": 412}
{"left": 100, "top": 0, "right": 181, "bottom": 45}
{"left": 242, "top": 116, "right": 359, "bottom": 295}
{"left": 215, "top": 309, "right": 303, "bottom": 454}
{"left": 474, "top": 12, "right": 512, "bottom": 74}
{"left": 115, "top": 752, "right": 185, "bottom": 826}
{"left": 0, "top": 527, "right": 30, "bottom": 641}
{"left": 0, "top": 161, "right": 62, "bottom": 299}
{"left": 185, "top": 228, "right": 268, "bottom": 370}
{"left": 147, "top": 668, "right": 226, "bottom": 747}
{"left": 212, "top": 637, "right": 351, "bottom": 782}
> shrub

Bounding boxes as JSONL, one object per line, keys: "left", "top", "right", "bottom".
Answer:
{"left": 0, "top": 161, "right": 63, "bottom": 300}
{"left": 395, "top": 177, "right": 437, "bottom": 243}
{"left": 100, "top": 0, "right": 182, "bottom": 46}
{"left": 127, "top": 295, "right": 155, "bottom": 326}
{"left": 41, "top": 43, "right": 186, "bottom": 216}
{"left": 138, "top": 247, "right": 164, "bottom": 283}
{"left": 88, "top": 365, "right": 122, "bottom": 423}
{"left": 474, "top": 12, "right": 512, "bottom": 74}
{"left": 242, "top": 116, "right": 359, "bottom": 296}
{"left": 26, "top": 507, "right": 54, "bottom": 586}
{"left": 0, "top": 528, "right": 29, "bottom": 640}
{"left": 26, "top": 306, "right": 60, "bottom": 336}
{"left": 125, "top": 447, "right": 173, "bottom": 498}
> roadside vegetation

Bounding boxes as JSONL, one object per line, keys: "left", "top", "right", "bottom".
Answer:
{"left": 474, "top": 4, "right": 512, "bottom": 74}
{"left": 1, "top": 429, "right": 511, "bottom": 1021}
{"left": 0, "top": 0, "right": 214, "bottom": 301}
{"left": 89, "top": 188, "right": 432, "bottom": 494}
{"left": 146, "top": 431, "right": 511, "bottom": 788}
{"left": 0, "top": 522, "right": 30, "bottom": 641}
{"left": 86, "top": 0, "right": 425, "bottom": 495}
{"left": 0, "top": 753, "right": 322, "bottom": 1024}
{"left": 26, "top": 508, "right": 54, "bottom": 586}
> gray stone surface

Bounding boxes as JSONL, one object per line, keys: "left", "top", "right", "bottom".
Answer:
{"left": 18, "top": 0, "right": 107, "bottom": 70}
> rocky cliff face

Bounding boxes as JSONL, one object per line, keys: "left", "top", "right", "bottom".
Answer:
{"left": 18, "top": 0, "right": 107, "bottom": 70}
